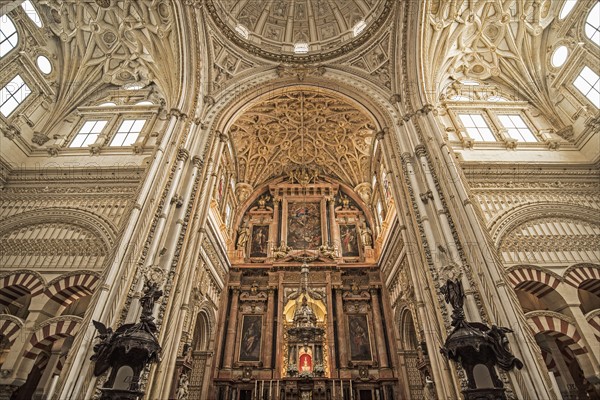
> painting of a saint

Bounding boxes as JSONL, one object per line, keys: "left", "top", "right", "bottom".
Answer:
{"left": 250, "top": 225, "right": 269, "bottom": 257}
{"left": 299, "top": 353, "right": 312, "bottom": 372}
{"left": 287, "top": 202, "right": 322, "bottom": 249}
{"left": 239, "top": 315, "right": 262, "bottom": 362}
{"left": 348, "top": 314, "right": 372, "bottom": 361}
{"left": 339, "top": 225, "right": 359, "bottom": 257}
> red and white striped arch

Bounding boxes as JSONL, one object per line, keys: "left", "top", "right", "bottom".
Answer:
{"left": 506, "top": 266, "right": 561, "bottom": 298}
{"left": 586, "top": 314, "right": 600, "bottom": 342}
{"left": 44, "top": 272, "right": 100, "bottom": 307}
{"left": 0, "top": 317, "right": 23, "bottom": 344}
{"left": 0, "top": 271, "right": 45, "bottom": 306}
{"left": 527, "top": 314, "right": 587, "bottom": 356}
{"left": 24, "top": 318, "right": 81, "bottom": 359}
{"left": 564, "top": 264, "right": 600, "bottom": 296}
{"left": 540, "top": 348, "right": 559, "bottom": 376}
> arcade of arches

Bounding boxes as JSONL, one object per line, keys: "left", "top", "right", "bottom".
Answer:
{"left": 0, "top": 1, "right": 599, "bottom": 399}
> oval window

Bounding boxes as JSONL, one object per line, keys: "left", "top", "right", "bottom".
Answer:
{"left": 559, "top": 0, "right": 578, "bottom": 19}
{"left": 551, "top": 46, "right": 569, "bottom": 67}
{"left": 36, "top": 55, "right": 52, "bottom": 74}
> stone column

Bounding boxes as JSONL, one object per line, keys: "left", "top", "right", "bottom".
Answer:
{"left": 263, "top": 288, "right": 276, "bottom": 369}
{"left": 325, "top": 272, "right": 337, "bottom": 373}
{"left": 33, "top": 338, "right": 67, "bottom": 400}
{"left": 538, "top": 335, "right": 577, "bottom": 398}
{"left": 334, "top": 287, "right": 348, "bottom": 370}
{"left": 222, "top": 289, "right": 240, "bottom": 369}
{"left": 369, "top": 289, "right": 388, "bottom": 368}
{"left": 275, "top": 274, "right": 285, "bottom": 378}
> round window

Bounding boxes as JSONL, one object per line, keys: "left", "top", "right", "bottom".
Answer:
{"left": 551, "top": 46, "right": 569, "bottom": 67}
{"left": 36, "top": 55, "right": 52, "bottom": 74}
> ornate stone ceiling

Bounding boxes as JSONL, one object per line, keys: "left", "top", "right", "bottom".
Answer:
{"left": 35, "top": 0, "right": 179, "bottom": 140}
{"left": 206, "top": 0, "right": 394, "bottom": 62}
{"left": 229, "top": 90, "right": 376, "bottom": 189}
{"left": 423, "top": 0, "right": 558, "bottom": 124}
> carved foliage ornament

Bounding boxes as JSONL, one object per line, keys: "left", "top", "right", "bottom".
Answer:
{"left": 230, "top": 90, "right": 376, "bottom": 188}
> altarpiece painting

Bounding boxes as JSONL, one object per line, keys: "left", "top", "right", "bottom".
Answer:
{"left": 347, "top": 314, "right": 372, "bottom": 361}
{"left": 287, "top": 202, "right": 322, "bottom": 249}
{"left": 239, "top": 315, "right": 262, "bottom": 362}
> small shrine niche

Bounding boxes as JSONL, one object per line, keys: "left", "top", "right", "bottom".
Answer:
{"left": 232, "top": 171, "right": 375, "bottom": 263}
{"left": 282, "top": 264, "right": 329, "bottom": 378}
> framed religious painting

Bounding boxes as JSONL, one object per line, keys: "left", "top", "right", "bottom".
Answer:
{"left": 347, "top": 314, "right": 373, "bottom": 361}
{"left": 250, "top": 225, "right": 269, "bottom": 258}
{"left": 287, "top": 202, "right": 322, "bottom": 249}
{"left": 339, "top": 224, "right": 359, "bottom": 257}
{"left": 238, "top": 315, "right": 262, "bottom": 362}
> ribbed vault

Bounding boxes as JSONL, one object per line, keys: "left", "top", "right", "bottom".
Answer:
{"left": 228, "top": 89, "right": 377, "bottom": 189}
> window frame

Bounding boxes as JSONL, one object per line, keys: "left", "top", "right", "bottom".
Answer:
{"left": 68, "top": 119, "right": 110, "bottom": 148}
{"left": 0, "top": 74, "right": 32, "bottom": 118}
{"left": 496, "top": 113, "right": 540, "bottom": 143}
{"left": 584, "top": 1, "right": 600, "bottom": 47}
{"left": 445, "top": 99, "right": 554, "bottom": 149}
{"left": 63, "top": 103, "right": 159, "bottom": 153}
{"left": 455, "top": 111, "right": 498, "bottom": 142}
{"left": 572, "top": 65, "right": 600, "bottom": 109}
{"left": 108, "top": 118, "right": 147, "bottom": 147}
{"left": 0, "top": 15, "right": 19, "bottom": 59}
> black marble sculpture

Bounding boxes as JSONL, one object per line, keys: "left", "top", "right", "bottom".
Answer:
{"left": 440, "top": 278, "right": 523, "bottom": 400}
{"left": 90, "top": 281, "right": 163, "bottom": 400}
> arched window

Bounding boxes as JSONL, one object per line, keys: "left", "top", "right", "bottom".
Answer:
{"left": 21, "top": 0, "right": 43, "bottom": 28}
{"left": 559, "top": 0, "right": 578, "bottom": 19}
{"left": 585, "top": 2, "right": 600, "bottom": 46}
{"left": 0, "top": 16, "right": 18, "bottom": 58}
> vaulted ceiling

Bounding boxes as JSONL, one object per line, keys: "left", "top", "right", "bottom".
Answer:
{"left": 423, "top": 0, "right": 560, "bottom": 125}
{"left": 228, "top": 89, "right": 376, "bottom": 189}
{"left": 206, "top": 0, "right": 394, "bottom": 62}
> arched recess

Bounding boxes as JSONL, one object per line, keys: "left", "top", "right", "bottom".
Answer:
{"left": 0, "top": 208, "right": 116, "bottom": 247}
{"left": 0, "top": 314, "right": 24, "bottom": 368}
{"left": 205, "top": 74, "right": 401, "bottom": 264}
{"left": 42, "top": 271, "right": 101, "bottom": 316}
{"left": 0, "top": 270, "right": 45, "bottom": 306}
{"left": 0, "top": 208, "right": 117, "bottom": 271}
{"left": 585, "top": 310, "right": 600, "bottom": 342}
{"left": 23, "top": 316, "right": 81, "bottom": 360}
{"left": 0, "top": 270, "right": 45, "bottom": 320}
{"left": 527, "top": 311, "right": 597, "bottom": 398}
{"left": 564, "top": 264, "right": 600, "bottom": 314}
{"left": 396, "top": 307, "right": 425, "bottom": 400}
{"left": 0, "top": 314, "right": 23, "bottom": 345}
{"left": 490, "top": 203, "right": 600, "bottom": 245}
{"left": 489, "top": 203, "right": 600, "bottom": 264}
{"left": 188, "top": 307, "right": 217, "bottom": 399}
{"left": 506, "top": 266, "right": 567, "bottom": 313}
{"left": 526, "top": 311, "right": 587, "bottom": 356}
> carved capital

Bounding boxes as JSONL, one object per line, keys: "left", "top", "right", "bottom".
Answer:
{"left": 1, "top": 125, "right": 20, "bottom": 141}
{"left": 400, "top": 152, "right": 412, "bottom": 165}
{"left": 177, "top": 148, "right": 190, "bottom": 161}
{"left": 32, "top": 132, "right": 50, "bottom": 146}
{"left": 414, "top": 144, "right": 427, "bottom": 158}
{"left": 192, "top": 156, "right": 203, "bottom": 168}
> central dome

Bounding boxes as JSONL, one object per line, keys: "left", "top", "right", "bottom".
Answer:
{"left": 206, "top": 0, "right": 394, "bottom": 62}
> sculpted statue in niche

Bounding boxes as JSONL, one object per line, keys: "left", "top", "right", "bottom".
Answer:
{"left": 359, "top": 223, "right": 373, "bottom": 247}
{"left": 236, "top": 220, "right": 250, "bottom": 250}
{"left": 257, "top": 195, "right": 270, "bottom": 209}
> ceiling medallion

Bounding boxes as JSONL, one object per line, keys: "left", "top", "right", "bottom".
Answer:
{"left": 205, "top": 0, "right": 395, "bottom": 63}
